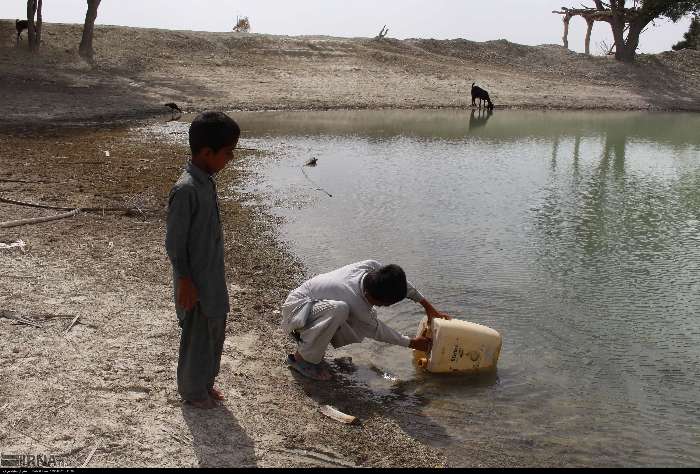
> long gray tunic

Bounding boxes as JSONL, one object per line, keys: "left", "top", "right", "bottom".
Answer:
{"left": 165, "top": 162, "right": 229, "bottom": 320}
{"left": 281, "top": 260, "right": 424, "bottom": 348}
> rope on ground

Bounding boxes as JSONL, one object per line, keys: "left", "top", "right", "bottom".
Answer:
{"left": 299, "top": 166, "right": 333, "bottom": 198}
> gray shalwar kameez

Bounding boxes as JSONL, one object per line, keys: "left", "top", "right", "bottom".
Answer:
{"left": 280, "top": 260, "right": 424, "bottom": 364}
{"left": 166, "top": 162, "right": 230, "bottom": 401}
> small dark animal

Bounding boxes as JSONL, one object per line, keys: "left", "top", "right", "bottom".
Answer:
{"left": 164, "top": 102, "right": 182, "bottom": 113}
{"left": 164, "top": 102, "right": 182, "bottom": 121}
{"left": 305, "top": 157, "right": 318, "bottom": 167}
{"left": 16, "top": 19, "right": 28, "bottom": 42}
{"left": 471, "top": 82, "right": 494, "bottom": 110}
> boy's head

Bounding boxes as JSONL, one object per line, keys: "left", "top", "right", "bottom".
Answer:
{"left": 189, "top": 111, "right": 240, "bottom": 174}
{"left": 364, "top": 264, "right": 408, "bottom": 306}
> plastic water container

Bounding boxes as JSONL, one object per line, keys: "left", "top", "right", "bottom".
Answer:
{"left": 413, "top": 317, "right": 502, "bottom": 373}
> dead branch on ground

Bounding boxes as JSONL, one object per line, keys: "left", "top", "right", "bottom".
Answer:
{"left": 0, "top": 196, "right": 148, "bottom": 228}
{"left": 0, "top": 310, "right": 44, "bottom": 328}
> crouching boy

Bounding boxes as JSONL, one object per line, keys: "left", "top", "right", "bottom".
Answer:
{"left": 166, "top": 111, "right": 239, "bottom": 409}
{"left": 281, "top": 260, "right": 451, "bottom": 380}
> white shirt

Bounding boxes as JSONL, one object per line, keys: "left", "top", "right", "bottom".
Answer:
{"left": 281, "top": 260, "right": 424, "bottom": 347}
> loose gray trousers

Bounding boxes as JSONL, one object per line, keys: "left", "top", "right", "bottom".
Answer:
{"left": 296, "top": 300, "right": 350, "bottom": 364}
{"left": 177, "top": 304, "right": 226, "bottom": 401}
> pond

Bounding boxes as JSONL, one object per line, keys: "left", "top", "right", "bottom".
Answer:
{"left": 230, "top": 109, "right": 700, "bottom": 467}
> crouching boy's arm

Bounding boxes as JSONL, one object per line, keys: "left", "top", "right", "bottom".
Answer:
{"left": 372, "top": 318, "right": 432, "bottom": 352}
{"left": 406, "top": 281, "right": 452, "bottom": 322}
{"left": 166, "top": 185, "right": 199, "bottom": 312}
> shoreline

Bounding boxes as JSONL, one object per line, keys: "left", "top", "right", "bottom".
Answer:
{"left": 0, "top": 122, "right": 456, "bottom": 467}
{"left": 3, "top": 103, "right": 697, "bottom": 132}
{"left": 1, "top": 21, "right": 699, "bottom": 128}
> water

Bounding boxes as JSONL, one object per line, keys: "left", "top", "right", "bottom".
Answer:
{"left": 235, "top": 109, "right": 700, "bottom": 466}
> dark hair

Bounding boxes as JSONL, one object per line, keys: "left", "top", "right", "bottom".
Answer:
{"left": 188, "top": 111, "right": 240, "bottom": 156}
{"left": 364, "top": 264, "right": 408, "bottom": 305}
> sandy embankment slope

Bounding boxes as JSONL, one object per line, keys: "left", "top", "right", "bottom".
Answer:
{"left": 0, "top": 20, "right": 699, "bottom": 125}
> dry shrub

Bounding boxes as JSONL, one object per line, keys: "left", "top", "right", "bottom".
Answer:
{"left": 233, "top": 16, "right": 250, "bottom": 33}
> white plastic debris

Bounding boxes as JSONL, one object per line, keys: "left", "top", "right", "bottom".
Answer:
{"left": 319, "top": 405, "right": 356, "bottom": 424}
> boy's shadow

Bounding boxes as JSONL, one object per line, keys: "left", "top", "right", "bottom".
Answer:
{"left": 288, "top": 358, "right": 454, "bottom": 448}
{"left": 181, "top": 403, "right": 257, "bottom": 467}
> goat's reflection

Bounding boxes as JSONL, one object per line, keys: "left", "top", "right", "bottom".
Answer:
{"left": 468, "top": 108, "right": 493, "bottom": 132}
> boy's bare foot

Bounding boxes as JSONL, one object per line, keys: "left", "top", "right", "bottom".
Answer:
{"left": 208, "top": 387, "right": 224, "bottom": 400}
{"left": 186, "top": 398, "right": 218, "bottom": 409}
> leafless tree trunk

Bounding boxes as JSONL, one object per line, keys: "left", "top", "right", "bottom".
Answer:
{"left": 79, "top": 0, "right": 101, "bottom": 62}
{"left": 585, "top": 18, "right": 594, "bottom": 54}
{"left": 26, "top": 0, "right": 37, "bottom": 51}
{"left": 35, "top": 0, "right": 42, "bottom": 49}
{"left": 616, "top": 19, "right": 645, "bottom": 62}
{"left": 609, "top": 1, "right": 630, "bottom": 61}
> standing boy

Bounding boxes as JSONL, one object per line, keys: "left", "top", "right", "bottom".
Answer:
{"left": 166, "top": 111, "right": 239, "bottom": 409}
{"left": 281, "top": 260, "right": 451, "bottom": 380}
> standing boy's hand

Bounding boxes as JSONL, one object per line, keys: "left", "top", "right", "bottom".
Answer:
{"left": 177, "top": 276, "right": 199, "bottom": 311}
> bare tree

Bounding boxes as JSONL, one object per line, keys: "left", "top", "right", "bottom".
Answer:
{"left": 233, "top": 16, "right": 250, "bottom": 32}
{"left": 26, "top": 0, "right": 43, "bottom": 52}
{"left": 79, "top": 0, "right": 102, "bottom": 62}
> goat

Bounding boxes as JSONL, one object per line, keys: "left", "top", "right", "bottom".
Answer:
{"left": 471, "top": 82, "right": 494, "bottom": 110}
{"left": 15, "top": 19, "right": 28, "bottom": 43}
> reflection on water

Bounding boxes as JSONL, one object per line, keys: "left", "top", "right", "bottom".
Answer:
{"left": 226, "top": 110, "right": 700, "bottom": 467}
{"left": 468, "top": 108, "right": 493, "bottom": 132}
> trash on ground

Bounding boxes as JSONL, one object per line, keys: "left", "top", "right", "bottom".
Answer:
{"left": 319, "top": 405, "right": 357, "bottom": 425}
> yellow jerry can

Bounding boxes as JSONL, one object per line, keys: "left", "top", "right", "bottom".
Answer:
{"left": 413, "top": 317, "right": 502, "bottom": 373}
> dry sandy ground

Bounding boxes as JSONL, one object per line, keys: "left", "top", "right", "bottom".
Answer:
{"left": 0, "top": 20, "right": 699, "bottom": 127}
{"left": 1, "top": 20, "right": 698, "bottom": 468}
{"left": 0, "top": 126, "right": 453, "bottom": 468}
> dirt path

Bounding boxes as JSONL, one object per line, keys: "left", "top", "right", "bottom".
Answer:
{"left": 1, "top": 21, "right": 699, "bottom": 128}
{"left": 0, "top": 125, "right": 458, "bottom": 468}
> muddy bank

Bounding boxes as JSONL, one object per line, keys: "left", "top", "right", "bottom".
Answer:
{"left": 0, "top": 123, "right": 472, "bottom": 467}
{"left": 1, "top": 21, "right": 699, "bottom": 128}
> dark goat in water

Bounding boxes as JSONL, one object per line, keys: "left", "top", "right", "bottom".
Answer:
{"left": 471, "top": 82, "right": 494, "bottom": 110}
{"left": 15, "top": 19, "right": 28, "bottom": 42}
